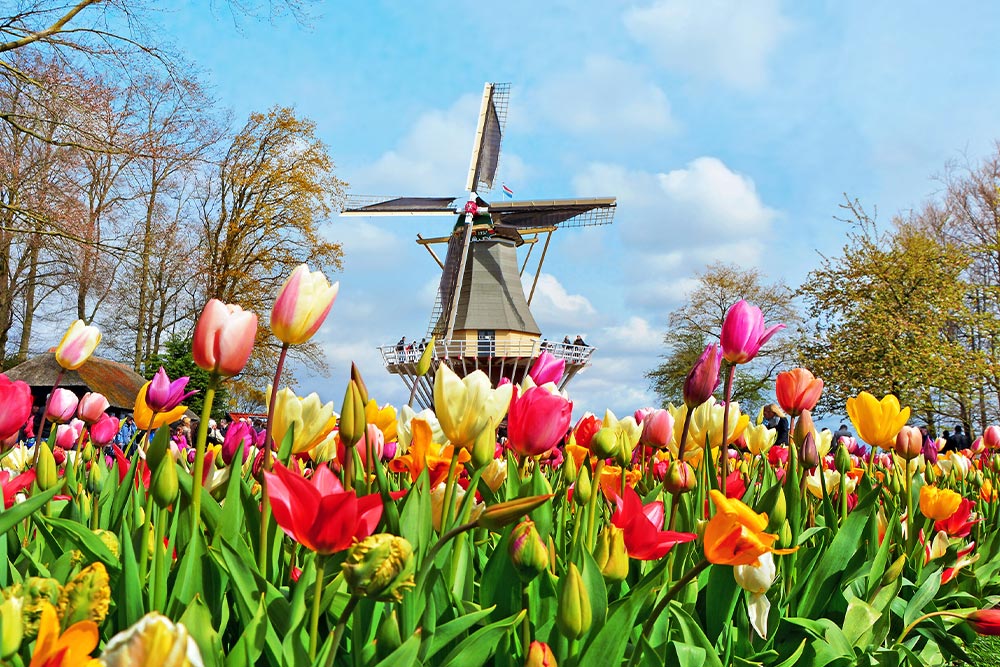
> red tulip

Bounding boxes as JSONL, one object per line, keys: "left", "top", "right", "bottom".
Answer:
{"left": 720, "top": 300, "right": 785, "bottom": 365}
{"left": 264, "top": 461, "right": 383, "bottom": 554}
{"left": 572, "top": 413, "right": 602, "bottom": 450}
{"left": 935, "top": 498, "right": 981, "bottom": 538}
{"left": 507, "top": 386, "right": 573, "bottom": 457}
{"left": 45, "top": 388, "right": 78, "bottom": 424}
{"left": 145, "top": 367, "right": 197, "bottom": 413}
{"left": 0, "top": 374, "right": 32, "bottom": 441}
{"left": 528, "top": 351, "right": 565, "bottom": 386}
{"left": 967, "top": 609, "right": 1000, "bottom": 635}
{"left": 775, "top": 368, "right": 823, "bottom": 417}
{"left": 76, "top": 392, "right": 110, "bottom": 425}
{"left": 610, "top": 485, "right": 697, "bottom": 560}
{"left": 89, "top": 414, "right": 120, "bottom": 446}
{"left": 112, "top": 445, "right": 151, "bottom": 488}
{"left": 683, "top": 344, "right": 721, "bottom": 408}
{"left": 0, "top": 469, "right": 35, "bottom": 508}
{"left": 192, "top": 299, "right": 258, "bottom": 377}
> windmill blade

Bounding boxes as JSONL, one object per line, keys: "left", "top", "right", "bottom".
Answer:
{"left": 341, "top": 195, "right": 459, "bottom": 217}
{"left": 466, "top": 83, "right": 510, "bottom": 194}
{"left": 488, "top": 197, "right": 617, "bottom": 229}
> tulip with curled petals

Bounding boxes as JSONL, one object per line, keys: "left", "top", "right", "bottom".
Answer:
{"left": 133, "top": 382, "right": 189, "bottom": 431}
{"left": 192, "top": 299, "right": 258, "bottom": 377}
{"left": 54, "top": 319, "right": 101, "bottom": 371}
{"left": 271, "top": 264, "right": 339, "bottom": 345}
{"left": 145, "top": 367, "right": 198, "bottom": 413}
{"left": 704, "top": 490, "right": 795, "bottom": 566}
{"left": 610, "top": 485, "right": 696, "bottom": 560}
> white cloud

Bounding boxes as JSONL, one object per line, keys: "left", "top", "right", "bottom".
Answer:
{"left": 623, "top": 0, "right": 791, "bottom": 90}
{"left": 521, "top": 273, "right": 598, "bottom": 331}
{"left": 524, "top": 55, "right": 675, "bottom": 137}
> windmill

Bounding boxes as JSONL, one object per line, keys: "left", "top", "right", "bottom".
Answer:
{"left": 342, "top": 83, "right": 616, "bottom": 408}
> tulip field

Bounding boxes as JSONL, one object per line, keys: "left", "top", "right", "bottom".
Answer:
{"left": 1, "top": 268, "right": 1000, "bottom": 667}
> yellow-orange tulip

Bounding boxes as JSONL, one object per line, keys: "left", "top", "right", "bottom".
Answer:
{"left": 846, "top": 391, "right": 910, "bottom": 450}
{"left": 918, "top": 485, "right": 962, "bottom": 521}
{"left": 704, "top": 490, "right": 795, "bottom": 566}
{"left": 388, "top": 418, "right": 469, "bottom": 487}
{"left": 29, "top": 602, "right": 98, "bottom": 667}
{"left": 133, "top": 383, "right": 188, "bottom": 431}
{"left": 365, "top": 399, "right": 397, "bottom": 444}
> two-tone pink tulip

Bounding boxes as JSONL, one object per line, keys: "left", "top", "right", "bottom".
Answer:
{"left": 507, "top": 386, "right": 573, "bottom": 457}
{"left": 46, "top": 388, "right": 78, "bottom": 424}
{"left": 720, "top": 300, "right": 785, "bottom": 365}
{"left": 271, "top": 264, "right": 339, "bottom": 346}
{"left": 55, "top": 419, "right": 86, "bottom": 449}
{"left": 192, "top": 300, "right": 258, "bottom": 377}
{"left": 640, "top": 408, "right": 674, "bottom": 449}
{"left": 54, "top": 320, "right": 101, "bottom": 370}
{"left": 76, "top": 392, "right": 110, "bottom": 425}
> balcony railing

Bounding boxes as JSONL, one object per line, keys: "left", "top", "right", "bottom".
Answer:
{"left": 378, "top": 339, "right": 595, "bottom": 367}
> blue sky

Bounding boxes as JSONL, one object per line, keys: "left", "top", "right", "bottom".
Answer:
{"left": 161, "top": 0, "right": 1000, "bottom": 417}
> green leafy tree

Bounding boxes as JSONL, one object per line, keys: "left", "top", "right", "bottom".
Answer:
{"left": 798, "top": 199, "right": 977, "bottom": 429}
{"left": 143, "top": 334, "right": 230, "bottom": 421}
{"left": 646, "top": 262, "right": 801, "bottom": 413}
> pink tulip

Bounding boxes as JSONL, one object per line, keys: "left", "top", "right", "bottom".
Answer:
{"left": 76, "top": 392, "right": 110, "bottom": 425}
{"left": 54, "top": 320, "right": 101, "bottom": 370}
{"left": 192, "top": 299, "right": 258, "bottom": 377}
{"left": 507, "top": 386, "right": 573, "bottom": 457}
{"left": 56, "top": 419, "right": 85, "bottom": 449}
{"left": 983, "top": 425, "right": 1000, "bottom": 450}
{"left": 89, "top": 414, "right": 120, "bottom": 445}
{"left": 46, "top": 388, "right": 79, "bottom": 424}
{"left": 640, "top": 408, "right": 674, "bottom": 449}
{"left": 355, "top": 423, "right": 385, "bottom": 467}
{"left": 720, "top": 300, "right": 785, "bottom": 365}
{"left": 634, "top": 407, "right": 655, "bottom": 424}
{"left": 528, "top": 351, "right": 565, "bottom": 386}
{"left": 271, "top": 264, "right": 339, "bottom": 345}
{"left": 222, "top": 421, "right": 254, "bottom": 465}
{"left": 683, "top": 344, "right": 721, "bottom": 408}
{"left": 0, "top": 374, "right": 32, "bottom": 441}
{"left": 145, "top": 367, "right": 197, "bottom": 413}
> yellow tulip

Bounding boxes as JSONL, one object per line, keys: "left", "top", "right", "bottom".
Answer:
{"left": 133, "top": 383, "right": 188, "bottom": 431}
{"left": 744, "top": 422, "right": 777, "bottom": 456}
{"left": 97, "top": 611, "right": 202, "bottom": 667}
{"left": 667, "top": 398, "right": 749, "bottom": 467}
{"left": 268, "top": 387, "right": 337, "bottom": 454}
{"left": 365, "top": 399, "right": 397, "bottom": 444}
{"left": 918, "top": 485, "right": 962, "bottom": 521}
{"left": 270, "top": 264, "right": 339, "bottom": 346}
{"left": 846, "top": 391, "right": 910, "bottom": 450}
{"left": 433, "top": 366, "right": 511, "bottom": 450}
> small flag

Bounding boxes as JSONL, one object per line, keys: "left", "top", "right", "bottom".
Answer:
{"left": 502, "top": 183, "right": 514, "bottom": 199}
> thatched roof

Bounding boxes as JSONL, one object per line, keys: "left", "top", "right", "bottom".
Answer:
{"left": 5, "top": 354, "right": 147, "bottom": 410}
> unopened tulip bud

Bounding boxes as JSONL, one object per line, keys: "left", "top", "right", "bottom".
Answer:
{"left": 800, "top": 432, "right": 819, "bottom": 469}
{"left": 0, "top": 596, "right": 22, "bottom": 658}
{"left": 350, "top": 363, "right": 369, "bottom": 406}
{"left": 556, "top": 563, "right": 592, "bottom": 640}
{"left": 664, "top": 460, "right": 696, "bottom": 495}
{"left": 477, "top": 494, "right": 554, "bottom": 531}
{"left": 592, "top": 524, "right": 629, "bottom": 582}
{"left": 880, "top": 554, "right": 906, "bottom": 586}
{"left": 574, "top": 466, "right": 592, "bottom": 506}
{"left": 510, "top": 520, "right": 549, "bottom": 581}
{"left": 339, "top": 380, "right": 366, "bottom": 448}
{"left": 81, "top": 443, "right": 94, "bottom": 462}
{"left": 470, "top": 420, "right": 497, "bottom": 469}
{"left": 416, "top": 337, "right": 435, "bottom": 376}
{"left": 683, "top": 344, "right": 722, "bottom": 409}
{"left": 765, "top": 488, "right": 786, "bottom": 533}
{"left": 36, "top": 444, "right": 57, "bottom": 491}
{"left": 342, "top": 534, "right": 415, "bottom": 602}
{"left": 87, "top": 463, "right": 104, "bottom": 494}
{"left": 965, "top": 609, "right": 1000, "bottom": 636}
{"left": 834, "top": 443, "right": 851, "bottom": 474}
{"left": 793, "top": 410, "right": 814, "bottom": 447}
{"left": 894, "top": 426, "right": 922, "bottom": 461}
{"left": 150, "top": 451, "right": 178, "bottom": 509}
{"left": 614, "top": 435, "right": 632, "bottom": 469}
{"left": 590, "top": 428, "right": 618, "bottom": 459}
{"left": 525, "top": 641, "right": 557, "bottom": 667}
{"left": 562, "top": 450, "right": 578, "bottom": 483}
{"left": 778, "top": 520, "right": 793, "bottom": 549}
{"left": 924, "top": 465, "right": 937, "bottom": 485}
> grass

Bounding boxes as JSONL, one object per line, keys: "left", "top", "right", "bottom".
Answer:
{"left": 968, "top": 635, "right": 1000, "bottom": 666}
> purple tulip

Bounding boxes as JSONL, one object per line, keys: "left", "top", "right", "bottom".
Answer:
{"left": 683, "top": 344, "right": 722, "bottom": 409}
{"left": 145, "top": 367, "right": 198, "bottom": 413}
{"left": 720, "top": 300, "right": 785, "bottom": 365}
{"left": 528, "top": 351, "right": 565, "bottom": 386}
{"left": 222, "top": 420, "right": 254, "bottom": 465}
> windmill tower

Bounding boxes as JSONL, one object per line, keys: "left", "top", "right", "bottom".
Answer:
{"left": 342, "top": 83, "right": 616, "bottom": 408}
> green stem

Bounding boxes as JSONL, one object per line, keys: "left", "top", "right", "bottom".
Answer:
{"left": 258, "top": 344, "right": 290, "bottom": 575}
{"left": 585, "top": 460, "right": 604, "bottom": 551}
{"left": 138, "top": 503, "right": 151, "bottom": 597}
{"left": 668, "top": 410, "right": 695, "bottom": 531}
{"left": 629, "top": 559, "right": 711, "bottom": 667}
{"left": 521, "top": 584, "right": 531, "bottom": 653}
{"left": 190, "top": 376, "right": 219, "bottom": 535}
{"left": 310, "top": 555, "right": 327, "bottom": 660}
{"left": 897, "top": 610, "right": 966, "bottom": 644}
{"left": 440, "top": 450, "right": 462, "bottom": 531}
{"left": 905, "top": 460, "right": 915, "bottom": 553}
{"left": 328, "top": 595, "right": 359, "bottom": 666}
{"left": 152, "top": 506, "right": 168, "bottom": 611}
{"left": 33, "top": 368, "right": 64, "bottom": 467}
{"left": 720, "top": 364, "right": 736, "bottom": 489}
{"left": 415, "top": 519, "right": 479, "bottom": 597}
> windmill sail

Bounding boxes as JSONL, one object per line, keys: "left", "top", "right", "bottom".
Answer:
{"left": 466, "top": 83, "right": 510, "bottom": 193}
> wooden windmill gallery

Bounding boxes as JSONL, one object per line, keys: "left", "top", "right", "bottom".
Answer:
{"left": 343, "top": 83, "right": 616, "bottom": 409}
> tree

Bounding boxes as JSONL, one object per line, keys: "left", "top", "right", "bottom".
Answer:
{"left": 144, "top": 335, "right": 230, "bottom": 421}
{"left": 197, "top": 106, "right": 345, "bottom": 402}
{"left": 798, "top": 199, "right": 976, "bottom": 429}
{"left": 646, "top": 262, "right": 801, "bottom": 412}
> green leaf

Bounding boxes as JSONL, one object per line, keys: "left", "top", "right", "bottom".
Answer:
{"left": 117, "top": 509, "right": 145, "bottom": 627}
{"left": 667, "top": 602, "right": 723, "bottom": 667}
{"left": 423, "top": 605, "right": 497, "bottom": 661}
{"left": 705, "top": 564, "right": 739, "bottom": 644}
{"left": 439, "top": 610, "right": 526, "bottom": 667}
{"left": 371, "top": 629, "right": 423, "bottom": 667}
{"left": 578, "top": 544, "right": 608, "bottom": 635}
{"left": 771, "top": 639, "right": 808, "bottom": 667}
{"left": 0, "top": 486, "right": 58, "bottom": 535}
{"left": 40, "top": 516, "right": 121, "bottom": 574}
{"left": 903, "top": 568, "right": 942, "bottom": 627}
{"left": 224, "top": 598, "right": 267, "bottom": 667}
{"left": 842, "top": 597, "right": 881, "bottom": 646}
{"left": 180, "top": 595, "right": 224, "bottom": 667}
{"left": 664, "top": 641, "right": 707, "bottom": 667}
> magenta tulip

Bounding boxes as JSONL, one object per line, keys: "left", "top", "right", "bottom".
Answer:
{"left": 56, "top": 419, "right": 85, "bottom": 449}
{"left": 192, "top": 299, "right": 258, "bottom": 377}
{"left": 683, "top": 344, "right": 722, "bottom": 408}
{"left": 640, "top": 409, "right": 674, "bottom": 449}
{"left": 528, "top": 351, "right": 565, "bottom": 386}
{"left": 720, "top": 300, "right": 785, "bottom": 365}
{"left": 222, "top": 420, "right": 254, "bottom": 465}
{"left": 76, "top": 392, "right": 110, "bottom": 425}
{"left": 46, "top": 388, "right": 79, "bottom": 424}
{"left": 0, "top": 374, "right": 32, "bottom": 441}
{"left": 89, "top": 414, "right": 120, "bottom": 446}
{"left": 145, "top": 367, "right": 198, "bottom": 413}
{"left": 507, "top": 386, "right": 573, "bottom": 457}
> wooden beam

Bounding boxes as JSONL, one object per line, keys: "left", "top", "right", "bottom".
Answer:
{"left": 527, "top": 229, "right": 553, "bottom": 307}
{"left": 416, "top": 234, "right": 445, "bottom": 269}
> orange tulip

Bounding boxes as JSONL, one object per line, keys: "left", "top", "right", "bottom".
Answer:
{"left": 704, "top": 490, "right": 795, "bottom": 566}
{"left": 389, "top": 418, "right": 469, "bottom": 488}
{"left": 775, "top": 368, "right": 823, "bottom": 417}
{"left": 918, "top": 485, "right": 962, "bottom": 521}
{"left": 29, "top": 602, "right": 99, "bottom": 667}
